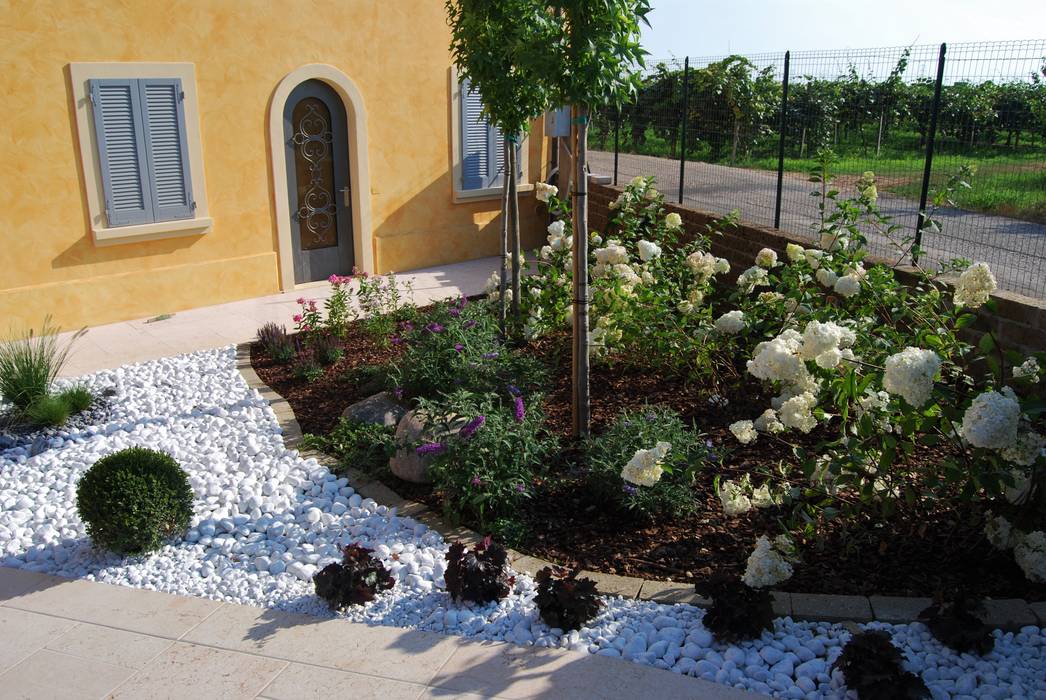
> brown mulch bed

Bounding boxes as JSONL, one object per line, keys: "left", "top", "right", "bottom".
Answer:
{"left": 252, "top": 320, "right": 1044, "bottom": 601}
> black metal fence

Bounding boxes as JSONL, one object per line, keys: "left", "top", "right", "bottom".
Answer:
{"left": 590, "top": 40, "right": 1046, "bottom": 299}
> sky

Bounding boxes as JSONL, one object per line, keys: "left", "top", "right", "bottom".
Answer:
{"left": 640, "top": 0, "right": 1046, "bottom": 59}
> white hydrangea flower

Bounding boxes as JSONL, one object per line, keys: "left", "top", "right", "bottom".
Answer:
{"left": 755, "top": 248, "right": 778, "bottom": 268}
{"left": 550, "top": 234, "right": 572, "bottom": 252}
{"left": 620, "top": 441, "right": 672, "bottom": 487}
{"left": 547, "top": 219, "right": 566, "bottom": 238}
{"left": 742, "top": 535, "right": 794, "bottom": 588}
{"left": 593, "top": 243, "right": 629, "bottom": 266}
{"left": 816, "top": 268, "right": 838, "bottom": 288}
{"left": 758, "top": 291, "right": 784, "bottom": 304}
{"left": 998, "top": 430, "right": 1043, "bottom": 466}
{"left": 834, "top": 274, "right": 861, "bottom": 298}
{"left": 751, "top": 484, "right": 775, "bottom": 509}
{"left": 589, "top": 232, "right": 603, "bottom": 246}
{"left": 534, "top": 181, "right": 558, "bottom": 203}
{"left": 748, "top": 329, "right": 808, "bottom": 386}
{"left": 954, "top": 262, "right": 997, "bottom": 309}
{"left": 883, "top": 347, "right": 941, "bottom": 408}
{"left": 713, "top": 257, "right": 730, "bottom": 274}
{"left": 804, "top": 249, "right": 824, "bottom": 269}
{"left": 637, "top": 239, "right": 662, "bottom": 262}
{"left": 984, "top": 513, "right": 1014, "bottom": 550}
{"left": 1013, "top": 530, "right": 1046, "bottom": 583}
{"left": 665, "top": 212, "right": 682, "bottom": 230}
{"left": 539, "top": 245, "right": 553, "bottom": 260}
{"left": 780, "top": 391, "right": 818, "bottom": 433}
{"left": 719, "top": 479, "right": 752, "bottom": 516}
{"left": 677, "top": 300, "right": 695, "bottom": 315}
{"left": 799, "top": 321, "right": 856, "bottom": 363}
{"left": 1004, "top": 469, "right": 1032, "bottom": 505}
{"left": 737, "top": 266, "right": 769, "bottom": 293}
{"left": 959, "top": 387, "right": 1021, "bottom": 450}
{"left": 786, "top": 243, "right": 805, "bottom": 262}
{"left": 643, "top": 186, "right": 659, "bottom": 200}
{"left": 1013, "top": 357, "right": 1040, "bottom": 382}
{"left": 715, "top": 310, "right": 746, "bottom": 335}
{"left": 685, "top": 251, "right": 716, "bottom": 281}
{"left": 754, "top": 408, "right": 785, "bottom": 434}
{"left": 630, "top": 175, "right": 647, "bottom": 188}
{"left": 729, "top": 419, "right": 758, "bottom": 444}
{"left": 819, "top": 231, "right": 846, "bottom": 251}
{"left": 688, "top": 288, "right": 705, "bottom": 306}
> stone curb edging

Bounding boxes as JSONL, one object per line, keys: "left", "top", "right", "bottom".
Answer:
{"left": 235, "top": 343, "right": 1043, "bottom": 631}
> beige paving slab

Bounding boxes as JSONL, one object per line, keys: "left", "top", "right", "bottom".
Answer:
{"left": 428, "top": 639, "right": 758, "bottom": 700}
{"left": 637, "top": 578, "right": 710, "bottom": 607}
{"left": 109, "top": 641, "right": 287, "bottom": 700}
{"left": 0, "top": 607, "right": 77, "bottom": 672}
{"left": 5, "top": 576, "right": 222, "bottom": 639}
{"left": 0, "top": 567, "right": 64, "bottom": 604}
{"left": 578, "top": 570, "right": 643, "bottom": 599}
{"left": 182, "top": 602, "right": 459, "bottom": 685}
{"left": 0, "top": 648, "right": 134, "bottom": 699}
{"left": 46, "top": 622, "right": 174, "bottom": 669}
{"left": 259, "top": 662, "right": 425, "bottom": 700}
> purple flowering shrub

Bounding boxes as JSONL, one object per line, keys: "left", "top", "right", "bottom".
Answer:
{"left": 415, "top": 388, "right": 557, "bottom": 529}
{"left": 390, "top": 298, "right": 546, "bottom": 401}
{"left": 584, "top": 406, "right": 716, "bottom": 520}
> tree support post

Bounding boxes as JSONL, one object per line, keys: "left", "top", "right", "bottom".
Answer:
{"left": 774, "top": 51, "right": 790, "bottom": 229}
{"left": 571, "top": 106, "right": 591, "bottom": 439}
{"left": 914, "top": 43, "right": 947, "bottom": 264}
{"left": 677, "top": 56, "right": 690, "bottom": 204}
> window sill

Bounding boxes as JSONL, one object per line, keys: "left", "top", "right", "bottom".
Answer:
{"left": 92, "top": 217, "right": 213, "bottom": 246}
{"left": 453, "top": 182, "right": 534, "bottom": 204}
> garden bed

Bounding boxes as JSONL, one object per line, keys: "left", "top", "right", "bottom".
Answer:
{"left": 251, "top": 325, "right": 1045, "bottom": 600}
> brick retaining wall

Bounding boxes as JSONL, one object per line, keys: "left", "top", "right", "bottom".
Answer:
{"left": 588, "top": 181, "right": 1045, "bottom": 355}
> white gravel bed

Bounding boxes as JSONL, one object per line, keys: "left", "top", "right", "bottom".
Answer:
{"left": 0, "top": 346, "right": 1042, "bottom": 700}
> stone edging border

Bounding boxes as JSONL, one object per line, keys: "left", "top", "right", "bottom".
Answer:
{"left": 235, "top": 343, "right": 1045, "bottom": 630}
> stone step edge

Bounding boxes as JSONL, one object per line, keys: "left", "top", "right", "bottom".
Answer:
{"left": 235, "top": 343, "right": 1043, "bottom": 631}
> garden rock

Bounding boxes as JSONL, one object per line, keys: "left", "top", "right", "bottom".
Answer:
{"left": 340, "top": 391, "right": 405, "bottom": 428}
{"left": 388, "top": 409, "right": 462, "bottom": 484}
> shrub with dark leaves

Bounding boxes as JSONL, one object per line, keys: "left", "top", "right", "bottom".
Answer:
{"left": 256, "top": 322, "right": 294, "bottom": 363}
{"left": 696, "top": 575, "right": 774, "bottom": 643}
{"left": 833, "top": 630, "right": 930, "bottom": 700}
{"left": 535, "top": 567, "right": 602, "bottom": 631}
{"left": 444, "top": 537, "right": 513, "bottom": 604}
{"left": 918, "top": 593, "right": 994, "bottom": 655}
{"left": 313, "top": 544, "right": 395, "bottom": 609}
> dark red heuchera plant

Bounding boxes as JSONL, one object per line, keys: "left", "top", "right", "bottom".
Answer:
{"left": 833, "top": 630, "right": 930, "bottom": 700}
{"left": 918, "top": 592, "right": 995, "bottom": 656}
{"left": 313, "top": 544, "right": 395, "bottom": 610}
{"left": 534, "top": 567, "right": 602, "bottom": 631}
{"left": 696, "top": 575, "right": 774, "bottom": 643}
{"left": 444, "top": 536, "right": 513, "bottom": 604}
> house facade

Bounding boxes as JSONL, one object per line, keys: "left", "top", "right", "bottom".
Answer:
{"left": 0, "top": 1, "right": 549, "bottom": 329}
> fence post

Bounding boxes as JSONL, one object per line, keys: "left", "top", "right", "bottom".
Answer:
{"left": 677, "top": 56, "right": 690, "bottom": 204}
{"left": 613, "top": 104, "right": 620, "bottom": 186}
{"left": 774, "top": 51, "right": 791, "bottom": 229}
{"left": 914, "top": 42, "right": 947, "bottom": 263}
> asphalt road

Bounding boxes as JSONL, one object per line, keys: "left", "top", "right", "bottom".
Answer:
{"left": 589, "top": 150, "right": 1045, "bottom": 299}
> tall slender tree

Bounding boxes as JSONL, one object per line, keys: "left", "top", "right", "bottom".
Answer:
{"left": 543, "top": 0, "right": 651, "bottom": 438}
{"left": 445, "top": 0, "right": 555, "bottom": 327}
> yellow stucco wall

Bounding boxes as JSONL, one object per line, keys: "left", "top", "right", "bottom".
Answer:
{"left": 0, "top": 0, "right": 548, "bottom": 330}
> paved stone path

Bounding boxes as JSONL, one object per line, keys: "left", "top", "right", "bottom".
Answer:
{"left": 590, "top": 151, "right": 1046, "bottom": 299}
{"left": 0, "top": 567, "right": 756, "bottom": 700}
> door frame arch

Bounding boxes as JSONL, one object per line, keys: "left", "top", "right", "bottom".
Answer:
{"left": 270, "top": 64, "right": 373, "bottom": 289}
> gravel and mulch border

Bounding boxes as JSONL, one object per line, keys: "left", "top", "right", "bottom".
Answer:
{"left": 237, "top": 344, "right": 1046, "bottom": 630}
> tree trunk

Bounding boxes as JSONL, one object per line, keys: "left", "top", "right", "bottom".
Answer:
{"left": 509, "top": 140, "right": 521, "bottom": 324}
{"left": 571, "top": 105, "right": 591, "bottom": 439}
{"left": 498, "top": 140, "right": 509, "bottom": 331}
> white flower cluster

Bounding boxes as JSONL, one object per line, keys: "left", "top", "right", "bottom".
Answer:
{"left": 620, "top": 441, "right": 671, "bottom": 487}
{"left": 685, "top": 251, "right": 729, "bottom": 283}
{"left": 748, "top": 329, "right": 808, "bottom": 387}
{"left": 882, "top": 347, "right": 941, "bottom": 408}
{"left": 953, "top": 262, "right": 997, "bottom": 308}
{"left": 855, "top": 388, "right": 893, "bottom": 433}
{"left": 729, "top": 420, "right": 757, "bottom": 444}
{"left": 754, "top": 408, "right": 785, "bottom": 433}
{"left": 786, "top": 243, "right": 804, "bottom": 262}
{"left": 546, "top": 219, "right": 572, "bottom": 251}
{"left": 959, "top": 387, "right": 1020, "bottom": 450}
{"left": 798, "top": 320, "right": 857, "bottom": 370}
{"left": 637, "top": 239, "right": 662, "bottom": 262}
{"left": 715, "top": 310, "right": 746, "bottom": 335}
{"left": 593, "top": 242, "right": 629, "bottom": 266}
{"left": 1013, "top": 357, "right": 1040, "bottom": 383}
{"left": 742, "top": 535, "right": 794, "bottom": 588}
{"left": 755, "top": 247, "right": 778, "bottom": 268}
{"left": 833, "top": 273, "right": 861, "bottom": 298}
{"left": 857, "top": 171, "right": 878, "bottom": 203}
{"left": 999, "top": 430, "right": 1044, "bottom": 467}
{"left": 535, "top": 181, "right": 558, "bottom": 203}
{"left": 719, "top": 478, "right": 751, "bottom": 515}
{"left": 737, "top": 266, "right": 769, "bottom": 293}
{"left": 819, "top": 230, "right": 849, "bottom": 252}
{"left": 779, "top": 391, "right": 818, "bottom": 433}
{"left": 483, "top": 271, "right": 512, "bottom": 302}
{"left": 665, "top": 212, "right": 682, "bottom": 230}
{"left": 1014, "top": 531, "right": 1046, "bottom": 583}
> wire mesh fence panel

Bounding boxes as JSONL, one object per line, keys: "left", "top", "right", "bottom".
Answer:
{"left": 597, "top": 40, "right": 1046, "bottom": 298}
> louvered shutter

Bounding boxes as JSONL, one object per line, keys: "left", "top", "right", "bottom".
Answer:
{"left": 460, "top": 78, "right": 489, "bottom": 190}
{"left": 487, "top": 131, "right": 522, "bottom": 189}
{"left": 89, "top": 79, "right": 154, "bottom": 226}
{"left": 138, "top": 79, "right": 194, "bottom": 221}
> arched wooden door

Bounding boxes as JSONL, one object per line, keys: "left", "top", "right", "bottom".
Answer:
{"left": 283, "top": 79, "right": 353, "bottom": 283}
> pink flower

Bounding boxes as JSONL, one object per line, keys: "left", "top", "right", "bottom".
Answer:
{"left": 470, "top": 476, "right": 482, "bottom": 486}
{"left": 328, "top": 274, "right": 338, "bottom": 284}
{"left": 296, "top": 297, "right": 305, "bottom": 305}
{"left": 292, "top": 314, "right": 303, "bottom": 323}
{"left": 307, "top": 300, "right": 318, "bottom": 311}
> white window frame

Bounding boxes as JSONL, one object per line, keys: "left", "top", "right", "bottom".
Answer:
{"left": 70, "top": 62, "right": 211, "bottom": 245}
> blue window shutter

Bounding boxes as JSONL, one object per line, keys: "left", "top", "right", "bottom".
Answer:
{"left": 460, "top": 79, "right": 488, "bottom": 190}
{"left": 89, "top": 79, "right": 154, "bottom": 226}
{"left": 138, "top": 78, "right": 194, "bottom": 221}
{"left": 487, "top": 128, "right": 522, "bottom": 189}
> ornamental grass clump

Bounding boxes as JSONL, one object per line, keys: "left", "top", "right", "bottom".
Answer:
{"left": 313, "top": 544, "right": 395, "bottom": 609}
{"left": 76, "top": 447, "right": 193, "bottom": 555}
{"left": 833, "top": 630, "right": 930, "bottom": 700}
{"left": 444, "top": 537, "right": 513, "bottom": 604}
{"left": 0, "top": 317, "right": 91, "bottom": 427}
{"left": 584, "top": 406, "right": 712, "bottom": 519}
{"left": 256, "top": 322, "right": 294, "bottom": 363}
{"left": 534, "top": 567, "right": 602, "bottom": 632}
